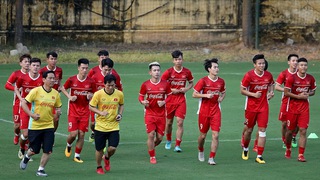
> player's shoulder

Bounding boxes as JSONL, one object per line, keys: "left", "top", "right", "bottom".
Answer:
{"left": 56, "top": 66, "right": 63, "bottom": 71}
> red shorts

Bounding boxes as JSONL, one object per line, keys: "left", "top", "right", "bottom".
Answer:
{"left": 198, "top": 112, "right": 221, "bottom": 133}
{"left": 20, "top": 110, "right": 30, "bottom": 130}
{"left": 13, "top": 104, "right": 20, "bottom": 123}
{"left": 90, "top": 111, "right": 95, "bottom": 123}
{"left": 68, "top": 116, "right": 89, "bottom": 132}
{"left": 286, "top": 112, "right": 309, "bottom": 130}
{"left": 278, "top": 103, "right": 287, "bottom": 121}
{"left": 145, "top": 116, "right": 165, "bottom": 136}
{"left": 166, "top": 102, "right": 186, "bottom": 120}
{"left": 244, "top": 110, "right": 269, "bottom": 128}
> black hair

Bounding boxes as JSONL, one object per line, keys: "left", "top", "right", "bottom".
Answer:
{"left": 30, "top": 58, "right": 41, "bottom": 65}
{"left": 287, "top": 54, "right": 299, "bottom": 61}
{"left": 204, "top": 58, "right": 219, "bottom": 72}
{"left": 101, "top": 58, "right": 114, "bottom": 68}
{"left": 42, "top": 70, "right": 55, "bottom": 78}
{"left": 78, "top": 58, "right": 89, "bottom": 66}
{"left": 97, "top": 50, "right": 109, "bottom": 56}
{"left": 104, "top": 74, "right": 117, "bottom": 84}
{"left": 19, "top": 54, "right": 31, "bottom": 62}
{"left": 298, "top": 57, "right": 308, "bottom": 63}
{"left": 264, "top": 59, "right": 268, "bottom": 71}
{"left": 171, "top": 50, "right": 183, "bottom": 58}
{"left": 46, "top": 51, "right": 58, "bottom": 58}
{"left": 252, "top": 54, "right": 265, "bottom": 64}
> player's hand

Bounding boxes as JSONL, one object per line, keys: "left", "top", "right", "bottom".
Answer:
{"left": 100, "top": 111, "right": 108, "bottom": 116}
{"left": 157, "top": 100, "right": 165, "bottom": 107}
{"left": 171, "top": 88, "right": 180, "bottom": 94}
{"left": 298, "top": 92, "right": 309, "bottom": 99}
{"left": 32, "top": 113, "right": 40, "bottom": 120}
{"left": 267, "top": 91, "right": 274, "bottom": 100}
{"left": 206, "top": 93, "right": 214, "bottom": 99}
{"left": 254, "top": 91, "right": 262, "bottom": 98}
{"left": 116, "top": 114, "right": 122, "bottom": 122}
{"left": 69, "top": 95, "right": 77, "bottom": 102}
{"left": 87, "top": 93, "right": 93, "bottom": 100}
{"left": 141, "top": 100, "right": 149, "bottom": 107}
{"left": 180, "top": 88, "right": 187, "bottom": 93}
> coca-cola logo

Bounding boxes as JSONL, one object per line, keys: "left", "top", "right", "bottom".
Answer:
{"left": 296, "top": 87, "right": 309, "bottom": 92}
{"left": 207, "top": 90, "right": 220, "bottom": 95}
{"left": 171, "top": 81, "right": 185, "bottom": 86}
{"left": 74, "top": 90, "right": 88, "bottom": 96}
{"left": 148, "top": 94, "right": 163, "bottom": 99}
{"left": 254, "top": 84, "right": 268, "bottom": 90}
{"left": 40, "top": 102, "right": 54, "bottom": 108}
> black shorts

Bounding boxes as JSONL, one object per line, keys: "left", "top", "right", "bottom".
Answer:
{"left": 28, "top": 128, "right": 54, "bottom": 154}
{"left": 94, "top": 130, "right": 119, "bottom": 151}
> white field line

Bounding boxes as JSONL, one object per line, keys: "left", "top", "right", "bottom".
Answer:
{"left": 0, "top": 118, "right": 283, "bottom": 145}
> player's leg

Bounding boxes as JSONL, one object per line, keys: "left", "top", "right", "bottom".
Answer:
{"left": 208, "top": 113, "right": 221, "bottom": 165}
{"left": 89, "top": 112, "right": 95, "bottom": 142}
{"left": 103, "top": 130, "right": 120, "bottom": 171}
{"left": 164, "top": 118, "right": 173, "bottom": 149}
{"left": 297, "top": 112, "right": 309, "bottom": 162}
{"left": 292, "top": 126, "right": 299, "bottom": 148}
{"left": 73, "top": 117, "right": 89, "bottom": 163}
{"left": 147, "top": 130, "right": 157, "bottom": 164}
{"left": 65, "top": 116, "right": 78, "bottom": 158}
{"left": 20, "top": 129, "right": 40, "bottom": 170}
{"left": 281, "top": 121, "right": 287, "bottom": 148}
{"left": 94, "top": 130, "right": 106, "bottom": 174}
{"left": 285, "top": 113, "right": 297, "bottom": 159}
{"left": 253, "top": 130, "right": 259, "bottom": 152}
{"left": 36, "top": 129, "right": 54, "bottom": 177}
{"left": 242, "top": 111, "right": 255, "bottom": 160}
{"left": 174, "top": 103, "right": 186, "bottom": 152}
{"left": 198, "top": 114, "right": 209, "bottom": 162}
{"left": 13, "top": 105, "right": 21, "bottom": 145}
{"left": 255, "top": 111, "right": 268, "bottom": 164}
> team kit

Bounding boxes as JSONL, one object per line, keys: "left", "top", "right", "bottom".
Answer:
{"left": 5, "top": 50, "right": 316, "bottom": 176}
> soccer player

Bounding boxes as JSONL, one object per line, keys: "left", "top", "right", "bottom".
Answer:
{"left": 275, "top": 54, "right": 298, "bottom": 148}
{"left": 139, "top": 62, "right": 172, "bottom": 164}
{"left": 15, "top": 58, "right": 43, "bottom": 160}
{"left": 39, "top": 51, "right": 63, "bottom": 132}
{"left": 284, "top": 57, "right": 316, "bottom": 162}
{"left": 192, "top": 58, "right": 226, "bottom": 165}
{"left": 89, "top": 74, "right": 124, "bottom": 174}
{"left": 4, "top": 54, "right": 31, "bottom": 145}
{"left": 161, "top": 50, "right": 194, "bottom": 152}
{"left": 88, "top": 50, "right": 123, "bottom": 142}
{"left": 19, "top": 70, "right": 62, "bottom": 177}
{"left": 61, "top": 58, "right": 97, "bottom": 163}
{"left": 240, "top": 54, "right": 274, "bottom": 164}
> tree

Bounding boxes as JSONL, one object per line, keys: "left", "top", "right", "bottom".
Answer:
{"left": 14, "top": 0, "right": 24, "bottom": 44}
{"left": 242, "top": 0, "right": 253, "bottom": 48}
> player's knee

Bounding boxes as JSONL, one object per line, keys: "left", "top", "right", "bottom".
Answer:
{"left": 258, "top": 131, "right": 266, "bottom": 137}
{"left": 20, "top": 134, "right": 28, "bottom": 140}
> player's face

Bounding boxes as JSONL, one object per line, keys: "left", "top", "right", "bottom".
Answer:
{"left": 254, "top": 59, "right": 265, "bottom": 73}
{"left": 104, "top": 81, "right": 115, "bottom": 93}
{"left": 288, "top": 56, "right": 298, "bottom": 69}
{"left": 20, "top": 58, "right": 30, "bottom": 70}
{"left": 102, "top": 65, "right": 112, "bottom": 75}
{"left": 173, "top": 55, "right": 183, "bottom": 67}
{"left": 47, "top": 55, "right": 57, "bottom": 67}
{"left": 78, "top": 63, "right": 89, "bottom": 76}
{"left": 30, "top": 62, "right": 40, "bottom": 74}
{"left": 149, "top": 66, "right": 161, "bottom": 79}
{"left": 298, "top": 61, "right": 308, "bottom": 74}
{"left": 44, "top": 73, "right": 56, "bottom": 88}
{"left": 99, "top": 55, "right": 108, "bottom": 63}
{"left": 209, "top": 62, "right": 219, "bottom": 76}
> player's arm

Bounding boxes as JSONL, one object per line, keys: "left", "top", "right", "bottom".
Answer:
{"left": 267, "top": 84, "right": 275, "bottom": 100}
{"left": 89, "top": 105, "right": 108, "bottom": 116}
{"left": 21, "top": 99, "right": 40, "bottom": 120}
{"left": 218, "top": 91, "right": 226, "bottom": 103}
{"left": 275, "top": 82, "right": 284, "bottom": 92}
{"left": 14, "top": 84, "right": 24, "bottom": 101}
{"left": 192, "top": 90, "right": 214, "bottom": 99}
{"left": 116, "top": 104, "right": 124, "bottom": 121}
{"left": 181, "top": 80, "right": 194, "bottom": 93}
{"left": 60, "top": 86, "right": 77, "bottom": 102}
{"left": 240, "top": 86, "right": 261, "bottom": 98}
{"left": 4, "top": 73, "right": 16, "bottom": 91}
{"left": 284, "top": 87, "right": 308, "bottom": 100}
{"left": 139, "top": 94, "right": 149, "bottom": 107}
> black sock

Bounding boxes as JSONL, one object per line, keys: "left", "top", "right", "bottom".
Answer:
{"left": 67, "top": 146, "right": 71, "bottom": 152}
{"left": 97, "top": 166, "right": 102, "bottom": 169}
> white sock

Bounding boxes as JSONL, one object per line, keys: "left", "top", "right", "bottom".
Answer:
{"left": 38, "top": 166, "right": 44, "bottom": 171}
{"left": 75, "top": 153, "right": 80, "bottom": 158}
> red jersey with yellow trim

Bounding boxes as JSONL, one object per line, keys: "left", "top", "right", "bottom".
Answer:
{"left": 161, "top": 67, "right": 193, "bottom": 104}
{"left": 63, "top": 75, "right": 97, "bottom": 117}
{"left": 285, "top": 73, "right": 316, "bottom": 113}
{"left": 5, "top": 70, "right": 28, "bottom": 106}
{"left": 139, "top": 79, "right": 172, "bottom": 117}
{"left": 241, "top": 70, "right": 274, "bottom": 112}
{"left": 194, "top": 76, "right": 226, "bottom": 117}
{"left": 16, "top": 73, "right": 43, "bottom": 98}
{"left": 39, "top": 66, "right": 63, "bottom": 91}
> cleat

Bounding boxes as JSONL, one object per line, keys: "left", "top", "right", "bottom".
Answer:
{"left": 252, "top": 145, "right": 258, "bottom": 153}
{"left": 18, "top": 149, "right": 24, "bottom": 159}
{"left": 292, "top": 137, "right": 298, "bottom": 148}
{"left": 240, "top": 134, "right": 244, "bottom": 148}
{"left": 150, "top": 157, "right": 157, "bottom": 164}
{"left": 73, "top": 157, "right": 84, "bottom": 163}
{"left": 198, "top": 152, "right": 205, "bottom": 162}
{"left": 255, "top": 157, "right": 266, "bottom": 164}
{"left": 285, "top": 149, "right": 291, "bottom": 159}
{"left": 208, "top": 158, "right": 216, "bottom": 165}
{"left": 36, "top": 170, "right": 48, "bottom": 177}
{"left": 282, "top": 143, "right": 286, "bottom": 149}
{"left": 165, "top": 141, "right": 171, "bottom": 150}
{"left": 104, "top": 158, "right": 110, "bottom": 171}
{"left": 65, "top": 146, "right": 71, "bottom": 158}
{"left": 174, "top": 146, "right": 182, "bottom": 152}
{"left": 96, "top": 167, "right": 105, "bottom": 174}
{"left": 242, "top": 150, "right": 249, "bottom": 160}
{"left": 298, "top": 155, "right": 306, "bottom": 162}
{"left": 20, "top": 157, "right": 29, "bottom": 170}
{"left": 89, "top": 132, "right": 95, "bottom": 143}
{"left": 14, "top": 135, "right": 19, "bottom": 145}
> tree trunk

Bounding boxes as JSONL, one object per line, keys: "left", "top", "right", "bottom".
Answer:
{"left": 14, "top": 0, "right": 24, "bottom": 44}
{"left": 242, "top": 0, "right": 253, "bottom": 48}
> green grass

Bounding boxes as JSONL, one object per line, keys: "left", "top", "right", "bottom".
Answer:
{"left": 1, "top": 61, "right": 320, "bottom": 179}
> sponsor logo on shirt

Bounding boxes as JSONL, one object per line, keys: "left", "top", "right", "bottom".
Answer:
{"left": 74, "top": 90, "right": 88, "bottom": 96}
{"left": 171, "top": 81, "right": 185, "bottom": 86}
{"left": 149, "top": 94, "right": 164, "bottom": 99}
{"left": 296, "top": 87, "right": 309, "bottom": 92}
{"left": 254, "top": 84, "right": 268, "bottom": 90}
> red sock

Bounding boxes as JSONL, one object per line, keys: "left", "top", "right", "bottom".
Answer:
{"left": 282, "top": 136, "right": 286, "bottom": 143}
{"left": 286, "top": 142, "right": 292, "bottom": 149}
{"left": 166, "top": 133, "right": 172, "bottom": 141}
{"left": 148, "top": 149, "right": 155, "bottom": 157}
{"left": 20, "top": 140, "right": 26, "bottom": 149}
{"left": 299, "top": 147, "right": 305, "bottom": 155}
{"left": 257, "top": 146, "right": 264, "bottom": 156}
{"left": 198, "top": 147, "right": 204, "bottom": 152}
{"left": 75, "top": 146, "right": 82, "bottom": 154}
{"left": 292, "top": 133, "right": 297, "bottom": 138}
{"left": 243, "top": 139, "right": 250, "bottom": 148}
{"left": 254, "top": 139, "right": 258, "bottom": 147}
{"left": 209, "top": 152, "right": 216, "bottom": 158}
{"left": 175, "top": 139, "right": 182, "bottom": 147}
